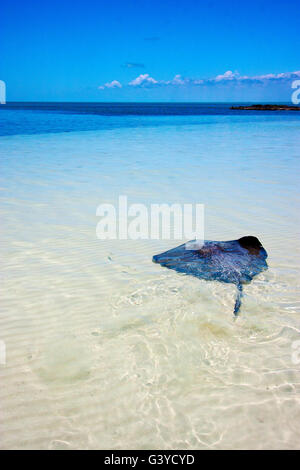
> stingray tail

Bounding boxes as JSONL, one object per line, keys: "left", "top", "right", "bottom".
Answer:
{"left": 234, "top": 283, "right": 243, "bottom": 316}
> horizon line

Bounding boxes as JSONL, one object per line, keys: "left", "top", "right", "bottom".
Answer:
{"left": 2, "top": 100, "right": 292, "bottom": 104}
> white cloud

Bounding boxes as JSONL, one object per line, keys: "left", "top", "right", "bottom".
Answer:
{"left": 98, "top": 80, "right": 122, "bottom": 90}
{"left": 129, "top": 74, "right": 158, "bottom": 86}
{"left": 251, "top": 71, "right": 300, "bottom": 81}
{"left": 165, "top": 74, "right": 187, "bottom": 85}
{"left": 98, "top": 70, "right": 300, "bottom": 91}
{"left": 129, "top": 74, "right": 190, "bottom": 87}
{"left": 214, "top": 70, "right": 239, "bottom": 82}
{"left": 211, "top": 70, "right": 300, "bottom": 84}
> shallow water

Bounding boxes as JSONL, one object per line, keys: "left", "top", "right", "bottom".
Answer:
{"left": 0, "top": 106, "right": 300, "bottom": 449}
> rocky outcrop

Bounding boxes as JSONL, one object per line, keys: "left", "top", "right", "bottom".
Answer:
{"left": 230, "top": 104, "right": 300, "bottom": 111}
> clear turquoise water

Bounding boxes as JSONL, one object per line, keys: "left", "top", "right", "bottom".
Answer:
{"left": 0, "top": 104, "right": 300, "bottom": 449}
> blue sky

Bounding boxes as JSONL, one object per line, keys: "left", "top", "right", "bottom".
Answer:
{"left": 1, "top": 0, "right": 299, "bottom": 101}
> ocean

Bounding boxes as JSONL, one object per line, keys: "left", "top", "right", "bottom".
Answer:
{"left": 0, "top": 102, "right": 300, "bottom": 449}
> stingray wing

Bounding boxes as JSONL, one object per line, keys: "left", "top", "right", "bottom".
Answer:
{"left": 153, "top": 239, "right": 268, "bottom": 285}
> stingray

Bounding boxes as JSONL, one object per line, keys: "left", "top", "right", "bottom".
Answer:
{"left": 153, "top": 236, "right": 268, "bottom": 315}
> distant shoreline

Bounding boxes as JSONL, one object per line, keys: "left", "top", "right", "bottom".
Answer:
{"left": 230, "top": 104, "right": 300, "bottom": 111}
